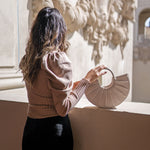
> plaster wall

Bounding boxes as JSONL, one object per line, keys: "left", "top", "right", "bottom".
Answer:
{"left": 0, "top": 0, "right": 29, "bottom": 68}
{"left": 0, "top": 100, "right": 150, "bottom": 150}
{"left": 69, "top": 106, "right": 150, "bottom": 150}
{"left": 0, "top": 0, "right": 18, "bottom": 67}
{"left": 133, "top": 61, "right": 150, "bottom": 103}
{"left": 0, "top": 0, "right": 29, "bottom": 90}
{"left": 67, "top": 32, "right": 95, "bottom": 82}
{"left": 138, "top": 0, "right": 150, "bottom": 8}
{"left": 145, "top": 27, "right": 150, "bottom": 39}
{"left": 133, "top": 0, "right": 150, "bottom": 103}
{"left": 18, "top": 0, "right": 30, "bottom": 61}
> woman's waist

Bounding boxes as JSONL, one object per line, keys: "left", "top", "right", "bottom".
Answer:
{"left": 27, "top": 103, "right": 58, "bottom": 119}
{"left": 28, "top": 95, "right": 53, "bottom": 105}
{"left": 28, "top": 103, "right": 55, "bottom": 109}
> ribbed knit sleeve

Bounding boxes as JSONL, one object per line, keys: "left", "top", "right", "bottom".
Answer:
{"left": 69, "top": 79, "right": 90, "bottom": 108}
{"left": 42, "top": 51, "right": 90, "bottom": 117}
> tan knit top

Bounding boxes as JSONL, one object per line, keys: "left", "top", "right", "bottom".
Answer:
{"left": 26, "top": 50, "right": 90, "bottom": 119}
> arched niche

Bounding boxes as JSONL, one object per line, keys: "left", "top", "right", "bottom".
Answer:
{"left": 138, "top": 8, "right": 150, "bottom": 40}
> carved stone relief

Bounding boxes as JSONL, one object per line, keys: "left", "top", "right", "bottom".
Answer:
{"left": 32, "top": 0, "right": 54, "bottom": 20}
{"left": 31, "top": 0, "right": 135, "bottom": 65}
{"left": 52, "top": 0, "right": 136, "bottom": 65}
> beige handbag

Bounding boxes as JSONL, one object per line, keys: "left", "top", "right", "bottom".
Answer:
{"left": 85, "top": 68, "right": 130, "bottom": 108}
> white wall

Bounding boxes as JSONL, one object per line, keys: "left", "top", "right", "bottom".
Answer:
{"left": 0, "top": 0, "right": 29, "bottom": 90}
{"left": 67, "top": 32, "right": 95, "bottom": 82}
{"left": 0, "top": 0, "right": 18, "bottom": 67}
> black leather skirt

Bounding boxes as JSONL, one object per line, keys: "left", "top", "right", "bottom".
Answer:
{"left": 22, "top": 115, "right": 73, "bottom": 150}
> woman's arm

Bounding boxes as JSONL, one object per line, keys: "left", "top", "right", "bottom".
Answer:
{"left": 42, "top": 51, "right": 106, "bottom": 117}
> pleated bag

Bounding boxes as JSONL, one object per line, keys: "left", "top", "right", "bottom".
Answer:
{"left": 85, "top": 68, "right": 130, "bottom": 108}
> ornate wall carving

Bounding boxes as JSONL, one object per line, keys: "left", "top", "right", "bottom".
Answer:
{"left": 53, "top": 0, "right": 135, "bottom": 65}
{"left": 32, "top": 0, "right": 53, "bottom": 20}
{"left": 32, "top": 0, "right": 135, "bottom": 65}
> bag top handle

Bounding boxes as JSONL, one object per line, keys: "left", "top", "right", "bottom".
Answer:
{"left": 104, "top": 67, "right": 115, "bottom": 79}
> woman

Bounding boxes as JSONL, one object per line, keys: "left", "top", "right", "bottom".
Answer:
{"left": 20, "top": 7, "right": 106, "bottom": 150}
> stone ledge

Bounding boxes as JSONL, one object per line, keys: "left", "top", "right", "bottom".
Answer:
{"left": 0, "top": 78, "right": 25, "bottom": 90}
{"left": 0, "top": 88, "right": 150, "bottom": 116}
{"left": 0, "top": 88, "right": 27, "bottom": 103}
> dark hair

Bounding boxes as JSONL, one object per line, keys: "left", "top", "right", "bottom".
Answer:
{"left": 19, "top": 7, "right": 69, "bottom": 85}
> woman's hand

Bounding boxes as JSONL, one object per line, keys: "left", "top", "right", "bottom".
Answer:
{"left": 84, "top": 65, "right": 107, "bottom": 83}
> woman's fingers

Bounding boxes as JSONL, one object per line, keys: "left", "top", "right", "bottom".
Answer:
{"left": 95, "top": 65, "right": 106, "bottom": 72}
{"left": 84, "top": 64, "right": 107, "bottom": 83}
{"left": 95, "top": 65, "right": 106, "bottom": 76}
{"left": 99, "top": 71, "right": 107, "bottom": 76}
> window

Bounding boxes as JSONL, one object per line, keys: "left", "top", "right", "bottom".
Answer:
{"left": 144, "top": 17, "right": 150, "bottom": 39}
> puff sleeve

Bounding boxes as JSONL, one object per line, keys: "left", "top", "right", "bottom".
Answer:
{"left": 42, "top": 51, "right": 89, "bottom": 117}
